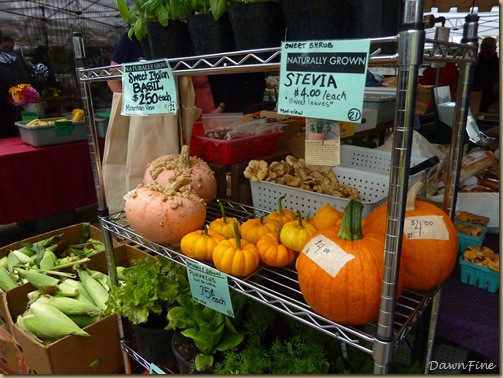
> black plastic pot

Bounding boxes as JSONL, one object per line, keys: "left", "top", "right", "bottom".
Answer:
{"left": 279, "top": 0, "right": 345, "bottom": 41}
{"left": 146, "top": 21, "right": 193, "bottom": 59}
{"left": 132, "top": 323, "right": 177, "bottom": 369}
{"left": 228, "top": 2, "right": 285, "bottom": 51}
{"left": 188, "top": 13, "right": 236, "bottom": 56}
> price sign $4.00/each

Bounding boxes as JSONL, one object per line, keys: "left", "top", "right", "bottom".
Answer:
{"left": 122, "top": 59, "right": 177, "bottom": 116}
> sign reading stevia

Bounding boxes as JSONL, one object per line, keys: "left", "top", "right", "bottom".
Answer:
{"left": 122, "top": 59, "right": 177, "bottom": 115}
{"left": 277, "top": 40, "right": 370, "bottom": 122}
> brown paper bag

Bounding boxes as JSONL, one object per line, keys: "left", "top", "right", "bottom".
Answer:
{"left": 102, "top": 77, "right": 202, "bottom": 213}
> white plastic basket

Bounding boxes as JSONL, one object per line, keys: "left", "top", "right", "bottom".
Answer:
{"left": 250, "top": 166, "right": 390, "bottom": 218}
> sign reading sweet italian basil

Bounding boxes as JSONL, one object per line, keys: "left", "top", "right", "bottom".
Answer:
{"left": 122, "top": 59, "right": 177, "bottom": 115}
{"left": 277, "top": 40, "right": 370, "bottom": 122}
{"left": 186, "top": 259, "right": 235, "bottom": 317}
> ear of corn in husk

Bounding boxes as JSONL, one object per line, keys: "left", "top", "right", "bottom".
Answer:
{"left": 60, "top": 278, "right": 94, "bottom": 304}
{"left": 15, "top": 268, "right": 60, "bottom": 288}
{"left": 0, "top": 267, "right": 18, "bottom": 291}
{"left": 17, "top": 301, "right": 89, "bottom": 342}
{"left": 39, "top": 250, "right": 58, "bottom": 270}
{"left": 35, "top": 295, "right": 103, "bottom": 317}
{"left": 77, "top": 268, "right": 109, "bottom": 311}
{"left": 67, "top": 314, "right": 102, "bottom": 328}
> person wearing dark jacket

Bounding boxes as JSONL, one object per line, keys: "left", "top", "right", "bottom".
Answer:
{"left": 31, "top": 45, "right": 59, "bottom": 95}
{"left": 0, "top": 28, "right": 28, "bottom": 138}
{"left": 472, "top": 37, "right": 499, "bottom": 113}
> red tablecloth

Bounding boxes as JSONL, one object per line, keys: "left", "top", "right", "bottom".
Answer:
{"left": 0, "top": 137, "right": 99, "bottom": 224}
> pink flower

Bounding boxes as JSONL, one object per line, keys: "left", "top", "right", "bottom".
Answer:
{"left": 8, "top": 84, "right": 40, "bottom": 106}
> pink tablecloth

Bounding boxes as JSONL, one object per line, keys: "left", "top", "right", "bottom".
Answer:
{"left": 0, "top": 137, "right": 99, "bottom": 224}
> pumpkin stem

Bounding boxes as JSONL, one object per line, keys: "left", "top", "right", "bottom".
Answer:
{"left": 202, "top": 224, "right": 210, "bottom": 237}
{"left": 406, "top": 181, "right": 423, "bottom": 211}
{"left": 295, "top": 209, "right": 303, "bottom": 228}
{"left": 275, "top": 226, "right": 281, "bottom": 244}
{"left": 233, "top": 218, "right": 241, "bottom": 249}
{"left": 150, "top": 177, "right": 191, "bottom": 195}
{"left": 217, "top": 199, "right": 227, "bottom": 223}
{"left": 277, "top": 195, "right": 287, "bottom": 216}
{"left": 337, "top": 200, "right": 364, "bottom": 241}
{"left": 179, "top": 145, "right": 191, "bottom": 169}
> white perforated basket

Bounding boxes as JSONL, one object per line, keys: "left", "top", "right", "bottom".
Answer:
{"left": 250, "top": 166, "right": 390, "bottom": 218}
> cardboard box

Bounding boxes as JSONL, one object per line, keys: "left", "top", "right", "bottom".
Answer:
{"left": 0, "top": 324, "right": 25, "bottom": 374}
{"left": 7, "top": 244, "right": 154, "bottom": 374}
{"left": 0, "top": 223, "right": 121, "bottom": 333}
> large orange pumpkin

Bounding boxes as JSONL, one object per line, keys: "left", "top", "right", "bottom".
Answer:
{"left": 143, "top": 145, "right": 217, "bottom": 203}
{"left": 296, "top": 200, "right": 403, "bottom": 325}
{"left": 364, "top": 181, "right": 458, "bottom": 290}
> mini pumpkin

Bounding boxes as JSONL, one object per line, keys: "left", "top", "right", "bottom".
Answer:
{"left": 312, "top": 204, "right": 342, "bottom": 230}
{"left": 266, "top": 195, "right": 296, "bottom": 227}
{"left": 241, "top": 216, "right": 280, "bottom": 245}
{"left": 256, "top": 227, "right": 297, "bottom": 267}
{"left": 296, "top": 200, "right": 404, "bottom": 325}
{"left": 180, "top": 224, "right": 226, "bottom": 261}
{"left": 279, "top": 210, "right": 317, "bottom": 252}
{"left": 212, "top": 219, "right": 260, "bottom": 277}
{"left": 364, "top": 181, "right": 458, "bottom": 290}
{"left": 209, "top": 199, "right": 241, "bottom": 238}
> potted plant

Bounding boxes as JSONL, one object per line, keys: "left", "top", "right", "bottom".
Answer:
{"left": 227, "top": 0, "right": 285, "bottom": 51}
{"left": 188, "top": 0, "right": 235, "bottom": 56}
{"left": 105, "top": 256, "right": 190, "bottom": 370}
{"left": 116, "top": 0, "right": 193, "bottom": 59}
{"left": 306, "top": 118, "right": 336, "bottom": 140}
{"left": 165, "top": 291, "right": 247, "bottom": 373}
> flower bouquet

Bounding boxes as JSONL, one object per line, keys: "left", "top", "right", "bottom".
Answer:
{"left": 8, "top": 84, "right": 40, "bottom": 106}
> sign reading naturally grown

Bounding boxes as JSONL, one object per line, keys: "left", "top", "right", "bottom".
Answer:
{"left": 277, "top": 40, "right": 370, "bottom": 122}
{"left": 122, "top": 59, "right": 177, "bottom": 115}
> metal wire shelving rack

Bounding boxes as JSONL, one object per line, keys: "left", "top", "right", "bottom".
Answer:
{"left": 76, "top": 0, "right": 479, "bottom": 373}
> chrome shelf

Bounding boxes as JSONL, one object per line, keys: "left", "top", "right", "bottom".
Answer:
{"left": 103, "top": 199, "right": 438, "bottom": 358}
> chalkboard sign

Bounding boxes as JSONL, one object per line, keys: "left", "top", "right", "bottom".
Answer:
{"left": 277, "top": 39, "right": 370, "bottom": 122}
{"left": 122, "top": 59, "right": 177, "bottom": 115}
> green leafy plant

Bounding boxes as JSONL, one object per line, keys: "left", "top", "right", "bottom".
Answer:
{"left": 166, "top": 291, "right": 247, "bottom": 372}
{"left": 307, "top": 118, "right": 335, "bottom": 134}
{"left": 191, "top": 0, "right": 228, "bottom": 21}
{"left": 117, "top": 0, "right": 192, "bottom": 41}
{"left": 105, "top": 257, "right": 190, "bottom": 325}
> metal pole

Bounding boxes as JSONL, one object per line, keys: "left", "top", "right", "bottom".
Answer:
{"left": 373, "top": 0, "right": 425, "bottom": 373}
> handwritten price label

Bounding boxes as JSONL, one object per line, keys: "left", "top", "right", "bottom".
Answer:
{"left": 403, "top": 216, "right": 449, "bottom": 240}
{"left": 303, "top": 235, "right": 354, "bottom": 277}
{"left": 186, "top": 259, "right": 234, "bottom": 317}
{"left": 122, "top": 59, "right": 177, "bottom": 115}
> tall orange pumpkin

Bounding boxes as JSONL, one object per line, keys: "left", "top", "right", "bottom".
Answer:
{"left": 364, "top": 181, "right": 458, "bottom": 290}
{"left": 296, "top": 200, "right": 403, "bottom": 325}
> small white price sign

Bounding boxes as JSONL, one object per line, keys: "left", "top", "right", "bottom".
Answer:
{"left": 403, "top": 216, "right": 449, "bottom": 240}
{"left": 122, "top": 59, "right": 177, "bottom": 115}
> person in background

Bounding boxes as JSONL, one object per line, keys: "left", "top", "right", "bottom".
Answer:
{"left": 472, "top": 36, "right": 499, "bottom": 113}
{"left": 0, "top": 28, "right": 28, "bottom": 138}
{"left": 31, "top": 45, "right": 59, "bottom": 95}
{"left": 418, "top": 63, "right": 459, "bottom": 101}
{"left": 2, "top": 35, "right": 15, "bottom": 51}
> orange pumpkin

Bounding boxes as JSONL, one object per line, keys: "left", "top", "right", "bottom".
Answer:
{"left": 364, "top": 181, "right": 457, "bottom": 290}
{"left": 241, "top": 216, "right": 280, "bottom": 245}
{"left": 209, "top": 199, "right": 241, "bottom": 239}
{"left": 144, "top": 145, "right": 217, "bottom": 203}
{"left": 212, "top": 219, "right": 260, "bottom": 277}
{"left": 312, "top": 204, "right": 342, "bottom": 230}
{"left": 256, "top": 227, "right": 297, "bottom": 267}
{"left": 180, "top": 225, "right": 226, "bottom": 261}
{"left": 296, "top": 200, "right": 403, "bottom": 325}
{"left": 266, "top": 195, "right": 296, "bottom": 227}
{"left": 124, "top": 178, "right": 206, "bottom": 246}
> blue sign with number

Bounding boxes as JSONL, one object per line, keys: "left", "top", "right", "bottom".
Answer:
{"left": 186, "top": 259, "right": 235, "bottom": 317}
{"left": 277, "top": 39, "right": 370, "bottom": 122}
{"left": 122, "top": 59, "right": 177, "bottom": 115}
